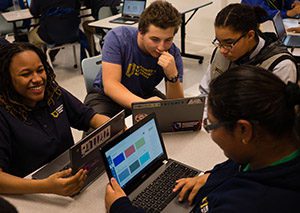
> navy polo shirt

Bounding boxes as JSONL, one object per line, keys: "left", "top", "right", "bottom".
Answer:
{"left": 0, "top": 87, "right": 96, "bottom": 177}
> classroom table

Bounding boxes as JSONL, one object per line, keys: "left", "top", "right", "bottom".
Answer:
{"left": 2, "top": 129, "right": 226, "bottom": 213}
{"left": 88, "top": 0, "right": 213, "bottom": 64}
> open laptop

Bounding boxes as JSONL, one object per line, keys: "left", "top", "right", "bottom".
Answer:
{"left": 32, "top": 110, "right": 126, "bottom": 190}
{"left": 273, "top": 11, "right": 300, "bottom": 48}
{"left": 109, "top": 0, "right": 146, "bottom": 25}
{"left": 100, "top": 114, "right": 201, "bottom": 212}
{"left": 132, "top": 96, "right": 205, "bottom": 133}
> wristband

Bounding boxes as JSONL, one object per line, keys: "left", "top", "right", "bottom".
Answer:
{"left": 166, "top": 73, "right": 179, "bottom": 83}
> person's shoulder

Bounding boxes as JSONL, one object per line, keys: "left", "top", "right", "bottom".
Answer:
{"left": 110, "top": 26, "right": 137, "bottom": 37}
{"left": 168, "top": 43, "right": 181, "bottom": 55}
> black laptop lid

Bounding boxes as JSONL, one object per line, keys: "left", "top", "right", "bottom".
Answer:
{"left": 273, "top": 11, "right": 287, "bottom": 41}
{"left": 101, "top": 113, "right": 167, "bottom": 194}
{"left": 70, "top": 110, "right": 126, "bottom": 174}
{"left": 122, "top": 0, "right": 146, "bottom": 18}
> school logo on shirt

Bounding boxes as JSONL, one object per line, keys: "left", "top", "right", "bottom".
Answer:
{"left": 126, "top": 63, "right": 156, "bottom": 79}
{"left": 51, "top": 104, "right": 63, "bottom": 118}
{"left": 200, "top": 196, "right": 209, "bottom": 213}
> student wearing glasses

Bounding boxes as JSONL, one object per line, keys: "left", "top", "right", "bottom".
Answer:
{"left": 105, "top": 65, "right": 300, "bottom": 213}
{"left": 199, "top": 3, "right": 298, "bottom": 94}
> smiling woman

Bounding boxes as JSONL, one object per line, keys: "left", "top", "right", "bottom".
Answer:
{"left": 9, "top": 50, "right": 47, "bottom": 107}
{"left": 0, "top": 42, "right": 109, "bottom": 196}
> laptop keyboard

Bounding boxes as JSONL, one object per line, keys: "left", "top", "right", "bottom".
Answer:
{"left": 132, "top": 162, "right": 199, "bottom": 212}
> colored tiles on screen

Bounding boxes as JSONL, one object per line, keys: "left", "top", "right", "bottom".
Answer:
{"left": 139, "top": 152, "right": 150, "bottom": 165}
{"left": 118, "top": 168, "right": 130, "bottom": 182}
{"left": 125, "top": 145, "right": 136, "bottom": 158}
{"left": 135, "top": 138, "right": 145, "bottom": 149}
{"left": 129, "top": 160, "right": 140, "bottom": 173}
{"left": 113, "top": 153, "right": 125, "bottom": 167}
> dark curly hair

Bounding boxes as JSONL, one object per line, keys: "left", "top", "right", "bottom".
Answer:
{"left": 0, "top": 42, "right": 61, "bottom": 121}
{"left": 138, "top": 0, "right": 182, "bottom": 34}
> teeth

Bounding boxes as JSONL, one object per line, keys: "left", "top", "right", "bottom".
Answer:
{"left": 31, "top": 86, "right": 42, "bottom": 90}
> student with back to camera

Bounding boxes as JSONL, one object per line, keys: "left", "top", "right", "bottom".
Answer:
{"left": 104, "top": 65, "right": 300, "bottom": 213}
{"left": 84, "top": 0, "right": 184, "bottom": 118}
{"left": 0, "top": 42, "right": 109, "bottom": 196}
{"left": 199, "top": 3, "right": 298, "bottom": 94}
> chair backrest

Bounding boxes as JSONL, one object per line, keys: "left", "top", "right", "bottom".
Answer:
{"left": 98, "top": 6, "right": 113, "bottom": 19}
{"left": 81, "top": 55, "right": 102, "bottom": 93}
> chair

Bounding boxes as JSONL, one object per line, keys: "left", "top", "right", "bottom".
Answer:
{"left": 46, "top": 43, "right": 78, "bottom": 68}
{"left": 81, "top": 55, "right": 102, "bottom": 93}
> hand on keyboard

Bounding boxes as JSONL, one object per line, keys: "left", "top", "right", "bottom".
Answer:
{"left": 173, "top": 173, "right": 210, "bottom": 205}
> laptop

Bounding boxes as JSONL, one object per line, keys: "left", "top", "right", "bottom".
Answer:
{"left": 109, "top": 0, "right": 146, "bottom": 25}
{"left": 273, "top": 11, "right": 300, "bottom": 48}
{"left": 100, "top": 114, "right": 201, "bottom": 212}
{"left": 32, "top": 110, "right": 126, "bottom": 190}
{"left": 132, "top": 96, "right": 205, "bottom": 133}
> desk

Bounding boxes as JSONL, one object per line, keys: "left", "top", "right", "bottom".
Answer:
{"left": 2, "top": 130, "right": 226, "bottom": 213}
{"left": 1, "top": 9, "right": 32, "bottom": 39}
{"left": 89, "top": 0, "right": 213, "bottom": 64}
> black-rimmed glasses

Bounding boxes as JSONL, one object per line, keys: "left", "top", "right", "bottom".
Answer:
{"left": 212, "top": 33, "right": 247, "bottom": 50}
{"left": 203, "top": 118, "right": 231, "bottom": 133}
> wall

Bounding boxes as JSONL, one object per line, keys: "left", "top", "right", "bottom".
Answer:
{"left": 175, "top": 0, "right": 240, "bottom": 56}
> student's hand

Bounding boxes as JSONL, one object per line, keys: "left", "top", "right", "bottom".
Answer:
{"left": 173, "top": 173, "right": 210, "bottom": 205}
{"left": 288, "top": 5, "right": 300, "bottom": 17}
{"left": 287, "top": 27, "right": 300, "bottom": 33}
{"left": 157, "top": 51, "right": 178, "bottom": 79}
{"left": 145, "top": 96, "right": 162, "bottom": 102}
{"left": 45, "top": 168, "right": 87, "bottom": 196}
{"left": 292, "top": 1, "right": 300, "bottom": 7}
{"left": 105, "top": 178, "right": 126, "bottom": 212}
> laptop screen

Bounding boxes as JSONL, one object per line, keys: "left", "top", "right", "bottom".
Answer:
{"left": 122, "top": 0, "right": 146, "bottom": 17}
{"left": 103, "top": 115, "right": 165, "bottom": 188}
{"left": 273, "top": 11, "right": 286, "bottom": 41}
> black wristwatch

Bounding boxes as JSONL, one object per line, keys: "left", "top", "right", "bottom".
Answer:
{"left": 166, "top": 73, "right": 179, "bottom": 83}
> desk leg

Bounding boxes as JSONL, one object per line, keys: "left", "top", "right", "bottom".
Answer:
{"left": 12, "top": 22, "right": 19, "bottom": 41}
{"left": 180, "top": 13, "right": 204, "bottom": 64}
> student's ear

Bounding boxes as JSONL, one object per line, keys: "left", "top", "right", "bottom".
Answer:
{"left": 247, "top": 30, "right": 256, "bottom": 40}
{"left": 236, "top": 119, "right": 253, "bottom": 145}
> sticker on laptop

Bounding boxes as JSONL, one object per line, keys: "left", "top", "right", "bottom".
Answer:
{"left": 134, "top": 113, "right": 149, "bottom": 123}
{"left": 172, "top": 120, "right": 202, "bottom": 131}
